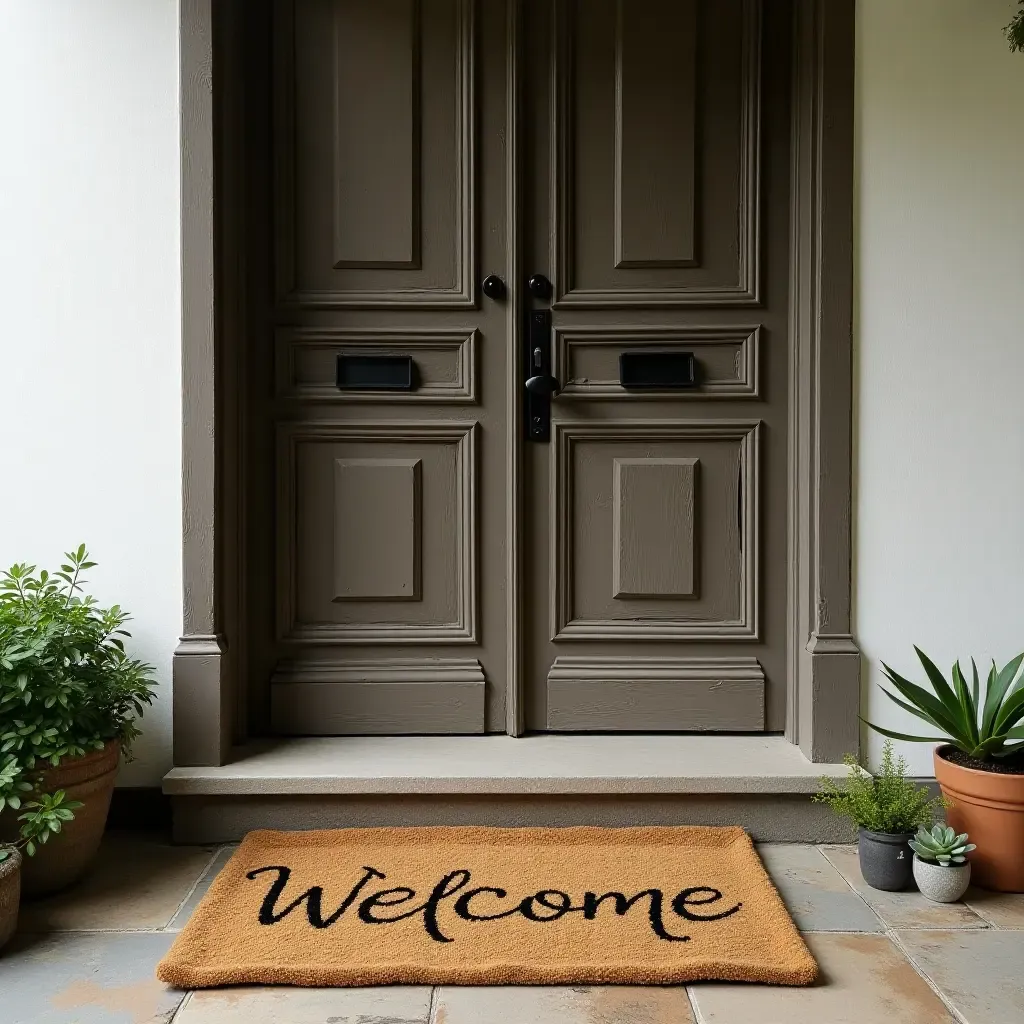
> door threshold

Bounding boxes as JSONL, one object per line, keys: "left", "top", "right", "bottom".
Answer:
{"left": 163, "top": 733, "right": 845, "bottom": 797}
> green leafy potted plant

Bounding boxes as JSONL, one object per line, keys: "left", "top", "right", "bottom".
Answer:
{"left": 1007, "top": 2, "right": 1024, "bottom": 52}
{"left": 0, "top": 845, "right": 20, "bottom": 951}
{"left": 814, "top": 740, "right": 943, "bottom": 891}
{"left": 0, "top": 546, "right": 156, "bottom": 896}
{"left": 909, "top": 825, "right": 975, "bottom": 904}
{"left": 867, "top": 647, "right": 1024, "bottom": 892}
{"left": 1, "top": 791, "right": 79, "bottom": 948}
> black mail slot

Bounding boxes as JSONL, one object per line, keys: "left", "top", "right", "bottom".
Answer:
{"left": 336, "top": 354, "right": 416, "bottom": 391}
{"left": 619, "top": 350, "right": 697, "bottom": 389}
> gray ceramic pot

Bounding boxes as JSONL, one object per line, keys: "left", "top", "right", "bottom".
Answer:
{"left": 858, "top": 828, "right": 915, "bottom": 891}
{"left": 913, "top": 856, "right": 971, "bottom": 903}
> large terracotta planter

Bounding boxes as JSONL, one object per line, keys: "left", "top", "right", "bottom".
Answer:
{"left": 11, "top": 741, "right": 119, "bottom": 897}
{"left": 0, "top": 849, "right": 19, "bottom": 951}
{"left": 934, "top": 745, "right": 1024, "bottom": 893}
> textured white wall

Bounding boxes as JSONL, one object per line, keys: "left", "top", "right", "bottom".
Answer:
{"left": 855, "top": 0, "right": 1024, "bottom": 773}
{"left": 0, "top": 1, "right": 181, "bottom": 785}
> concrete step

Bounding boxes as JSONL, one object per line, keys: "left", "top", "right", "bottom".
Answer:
{"left": 164, "top": 734, "right": 853, "bottom": 843}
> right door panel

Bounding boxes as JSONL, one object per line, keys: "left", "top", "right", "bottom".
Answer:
{"left": 525, "top": 0, "right": 792, "bottom": 733}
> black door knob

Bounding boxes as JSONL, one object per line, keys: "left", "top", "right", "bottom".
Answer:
{"left": 525, "top": 374, "right": 560, "bottom": 396}
{"left": 527, "top": 274, "right": 552, "bottom": 300}
{"left": 481, "top": 274, "right": 506, "bottom": 300}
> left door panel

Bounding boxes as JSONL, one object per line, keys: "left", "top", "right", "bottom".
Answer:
{"left": 247, "top": 0, "right": 513, "bottom": 735}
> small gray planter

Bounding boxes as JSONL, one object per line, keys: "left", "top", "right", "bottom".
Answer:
{"left": 913, "top": 855, "right": 971, "bottom": 903}
{"left": 858, "top": 828, "right": 915, "bottom": 891}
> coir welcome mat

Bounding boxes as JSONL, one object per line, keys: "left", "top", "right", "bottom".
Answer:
{"left": 157, "top": 826, "right": 816, "bottom": 988}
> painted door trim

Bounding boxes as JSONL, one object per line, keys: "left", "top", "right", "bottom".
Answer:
{"left": 174, "top": 0, "right": 859, "bottom": 766}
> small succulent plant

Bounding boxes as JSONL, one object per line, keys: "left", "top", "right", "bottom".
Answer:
{"left": 909, "top": 824, "right": 976, "bottom": 866}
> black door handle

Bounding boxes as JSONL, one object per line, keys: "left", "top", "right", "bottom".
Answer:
{"left": 525, "top": 373, "right": 559, "bottom": 396}
{"left": 481, "top": 274, "right": 505, "bottom": 300}
{"left": 527, "top": 273, "right": 552, "bottom": 300}
{"left": 525, "top": 308, "right": 558, "bottom": 441}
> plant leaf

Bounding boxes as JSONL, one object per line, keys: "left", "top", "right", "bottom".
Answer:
{"left": 862, "top": 721, "right": 950, "bottom": 744}
{"left": 971, "top": 659, "right": 981, "bottom": 720}
{"left": 915, "top": 647, "right": 970, "bottom": 730}
{"left": 880, "top": 663, "right": 969, "bottom": 744}
{"left": 879, "top": 687, "right": 948, "bottom": 727}
{"left": 952, "top": 662, "right": 979, "bottom": 746}
{"left": 994, "top": 685, "right": 1024, "bottom": 735}
{"left": 982, "top": 653, "right": 1024, "bottom": 738}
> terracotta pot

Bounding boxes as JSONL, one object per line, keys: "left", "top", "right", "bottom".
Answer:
{"left": 934, "top": 745, "right": 1024, "bottom": 892}
{"left": 0, "top": 848, "right": 20, "bottom": 951}
{"left": 12, "top": 741, "right": 119, "bottom": 897}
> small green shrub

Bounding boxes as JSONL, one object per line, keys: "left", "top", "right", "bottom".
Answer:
{"left": 0, "top": 546, "right": 156, "bottom": 861}
{"left": 1007, "top": 2, "right": 1024, "bottom": 53}
{"left": 814, "top": 740, "right": 944, "bottom": 834}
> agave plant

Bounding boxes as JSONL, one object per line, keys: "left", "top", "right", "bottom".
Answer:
{"left": 909, "top": 824, "right": 975, "bottom": 866}
{"left": 867, "top": 648, "right": 1024, "bottom": 761}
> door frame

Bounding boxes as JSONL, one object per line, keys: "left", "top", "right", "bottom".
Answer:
{"left": 173, "top": 0, "right": 859, "bottom": 767}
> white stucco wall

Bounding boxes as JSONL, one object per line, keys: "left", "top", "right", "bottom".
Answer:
{"left": 855, "top": 0, "right": 1024, "bottom": 773}
{"left": 0, "top": 1, "right": 1021, "bottom": 783}
{"left": 0, "top": 1, "right": 181, "bottom": 785}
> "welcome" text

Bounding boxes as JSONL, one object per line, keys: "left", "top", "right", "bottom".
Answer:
{"left": 246, "top": 864, "right": 743, "bottom": 944}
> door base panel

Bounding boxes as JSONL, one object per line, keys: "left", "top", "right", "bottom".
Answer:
{"left": 546, "top": 656, "right": 764, "bottom": 731}
{"left": 270, "top": 659, "right": 486, "bottom": 735}
{"left": 164, "top": 734, "right": 852, "bottom": 842}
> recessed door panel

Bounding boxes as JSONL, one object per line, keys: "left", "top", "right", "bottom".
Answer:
{"left": 277, "top": 422, "right": 477, "bottom": 643}
{"left": 277, "top": 0, "right": 475, "bottom": 307}
{"left": 553, "top": 0, "right": 761, "bottom": 306}
{"left": 551, "top": 421, "right": 759, "bottom": 641}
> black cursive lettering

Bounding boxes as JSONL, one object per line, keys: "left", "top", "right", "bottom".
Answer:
{"left": 245, "top": 865, "right": 743, "bottom": 944}
{"left": 452, "top": 886, "right": 520, "bottom": 922}
{"left": 357, "top": 886, "right": 419, "bottom": 923}
{"left": 583, "top": 889, "right": 690, "bottom": 942}
{"left": 247, "top": 864, "right": 386, "bottom": 929}
{"left": 517, "top": 889, "right": 576, "bottom": 922}
{"left": 417, "top": 869, "right": 473, "bottom": 942}
{"left": 671, "top": 886, "right": 742, "bottom": 922}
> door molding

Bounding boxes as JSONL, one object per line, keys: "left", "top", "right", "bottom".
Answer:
{"left": 174, "top": 0, "right": 859, "bottom": 766}
{"left": 786, "top": 0, "right": 860, "bottom": 761}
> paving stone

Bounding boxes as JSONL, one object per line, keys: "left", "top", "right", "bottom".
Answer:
{"left": 175, "top": 985, "right": 433, "bottom": 1023}
{"left": 820, "top": 844, "right": 987, "bottom": 929}
{"left": 757, "top": 844, "right": 881, "bottom": 932}
{"left": 18, "top": 833, "right": 217, "bottom": 933}
{"left": 688, "top": 932, "right": 957, "bottom": 1024}
{"left": 896, "top": 930, "right": 1024, "bottom": 1024}
{"left": 432, "top": 986, "right": 695, "bottom": 1024}
{"left": 0, "top": 930, "right": 183, "bottom": 1024}
{"left": 167, "top": 846, "right": 237, "bottom": 929}
{"left": 962, "top": 886, "right": 1024, "bottom": 929}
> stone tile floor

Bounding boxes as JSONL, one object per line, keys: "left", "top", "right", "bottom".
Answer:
{"left": 1, "top": 832, "right": 1022, "bottom": 1023}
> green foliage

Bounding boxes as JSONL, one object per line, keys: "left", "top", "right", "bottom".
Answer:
{"left": 909, "top": 824, "right": 976, "bottom": 867}
{"left": 1007, "top": 2, "right": 1024, "bottom": 52}
{"left": 814, "top": 740, "right": 944, "bottom": 834}
{"left": 0, "top": 546, "right": 156, "bottom": 858}
{"left": 866, "top": 648, "right": 1024, "bottom": 761}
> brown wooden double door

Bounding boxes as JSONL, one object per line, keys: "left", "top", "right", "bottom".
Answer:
{"left": 246, "top": 0, "right": 793, "bottom": 736}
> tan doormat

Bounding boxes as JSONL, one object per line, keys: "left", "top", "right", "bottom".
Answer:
{"left": 157, "top": 826, "right": 816, "bottom": 988}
